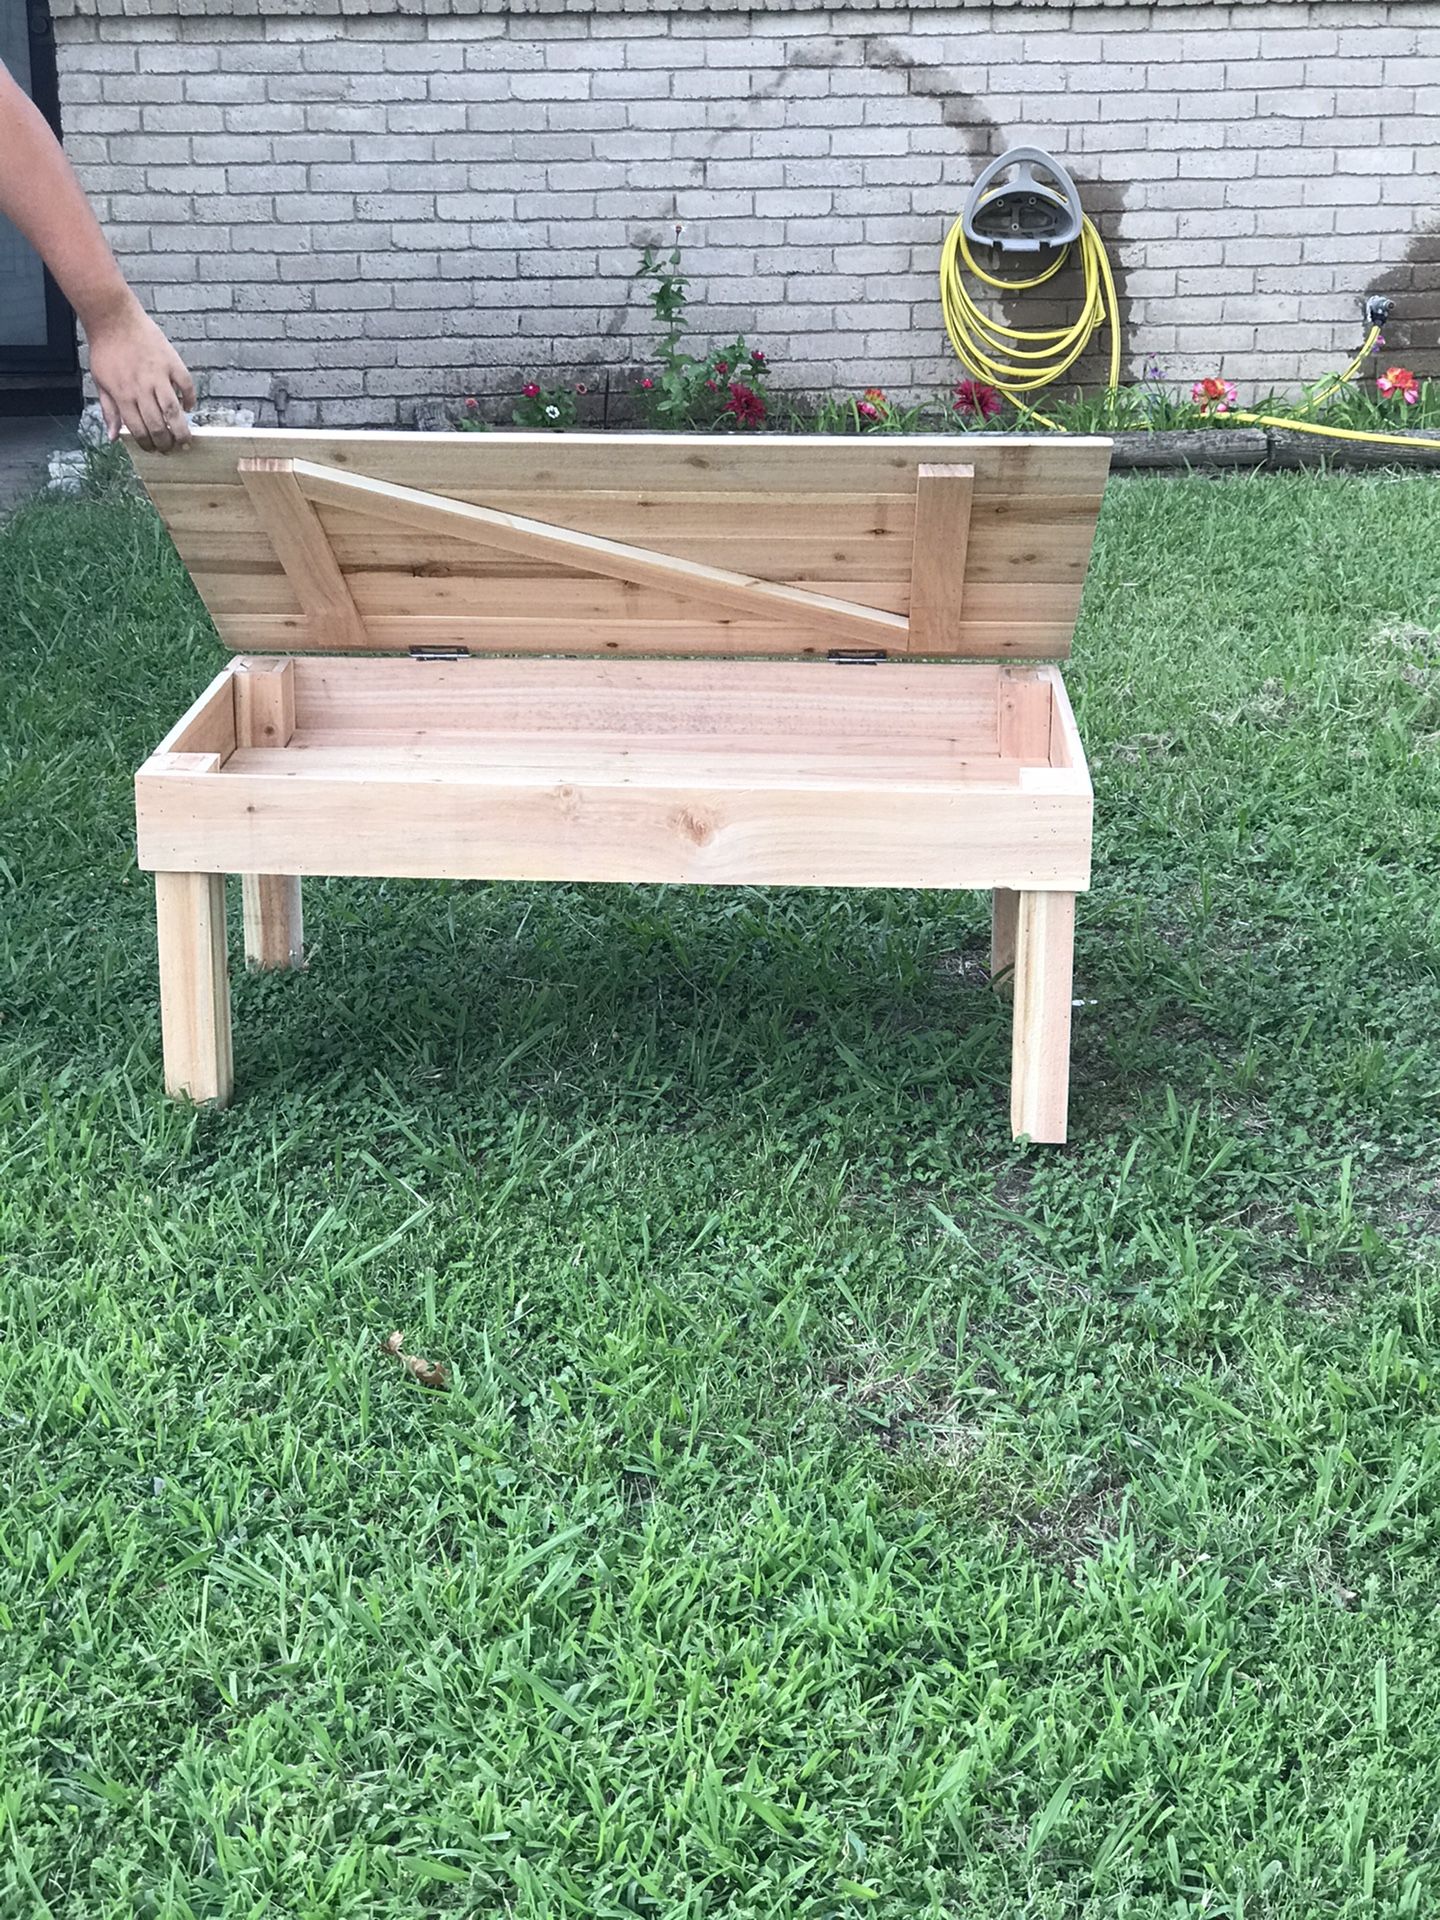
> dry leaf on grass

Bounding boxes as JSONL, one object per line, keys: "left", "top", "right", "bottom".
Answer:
{"left": 401, "top": 1352, "right": 449, "bottom": 1390}
{"left": 378, "top": 1328, "right": 449, "bottom": 1390}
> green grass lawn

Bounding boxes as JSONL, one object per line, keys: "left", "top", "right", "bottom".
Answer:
{"left": 3, "top": 469, "right": 1440, "bottom": 1919}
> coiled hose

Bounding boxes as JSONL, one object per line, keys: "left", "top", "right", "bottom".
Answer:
{"left": 940, "top": 213, "right": 1120, "bottom": 430}
{"left": 940, "top": 203, "right": 1429, "bottom": 450}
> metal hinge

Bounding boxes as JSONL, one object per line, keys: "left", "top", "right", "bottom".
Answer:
{"left": 827, "top": 648, "right": 888, "bottom": 665}
{"left": 408, "top": 645, "right": 470, "bottom": 663}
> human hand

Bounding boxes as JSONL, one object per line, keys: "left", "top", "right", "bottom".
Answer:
{"left": 87, "top": 299, "right": 197, "bottom": 453}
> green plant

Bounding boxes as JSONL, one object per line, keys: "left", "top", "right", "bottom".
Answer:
{"left": 634, "top": 234, "right": 772, "bottom": 430}
{"left": 1032, "top": 379, "right": 1211, "bottom": 434}
{"left": 79, "top": 436, "right": 146, "bottom": 499}
{"left": 1306, "top": 368, "right": 1440, "bottom": 433}
{"left": 512, "top": 380, "right": 584, "bottom": 432}
{"left": 807, "top": 388, "right": 932, "bottom": 435}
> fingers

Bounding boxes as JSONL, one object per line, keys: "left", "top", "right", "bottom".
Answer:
{"left": 170, "top": 352, "right": 198, "bottom": 413}
{"left": 125, "top": 383, "right": 191, "bottom": 454}
{"left": 131, "top": 393, "right": 168, "bottom": 453}
{"left": 96, "top": 386, "right": 121, "bottom": 443}
{"left": 86, "top": 314, "right": 196, "bottom": 452}
{"left": 135, "top": 367, "right": 193, "bottom": 452}
{"left": 163, "top": 381, "right": 194, "bottom": 448}
{"left": 129, "top": 386, "right": 175, "bottom": 454}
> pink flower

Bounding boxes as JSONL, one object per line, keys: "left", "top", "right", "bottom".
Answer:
{"left": 858, "top": 401, "right": 879, "bottom": 421}
{"left": 714, "top": 359, "right": 729, "bottom": 375}
{"left": 724, "top": 381, "right": 767, "bottom": 427}
{"left": 574, "top": 383, "right": 588, "bottom": 395}
{"left": 1191, "top": 375, "right": 1238, "bottom": 416}
{"left": 751, "top": 350, "right": 766, "bottom": 366}
{"left": 522, "top": 382, "right": 541, "bottom": 400}
{"left": 953, "top": 379, "right": 1002, "bottom": 421}
{"left": 638, "top": 377, "right": 654, "bottom": 390}
{"left": 1377, "top": 365, "right": 1419, "bottom": 405}
{"left": 463, "top": 395, "right": 478, "bottom": 410}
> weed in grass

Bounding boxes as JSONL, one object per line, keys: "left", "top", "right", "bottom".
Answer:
{"left": 2, "top": 473, "right": 1440, "bottom": 1916}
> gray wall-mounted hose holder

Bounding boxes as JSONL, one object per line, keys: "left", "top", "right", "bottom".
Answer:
{"left": 962, "top": 148, "right": 1084, "bottom": 253}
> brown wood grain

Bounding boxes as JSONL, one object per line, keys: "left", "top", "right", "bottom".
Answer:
{"left": 131, "top": 428, "right": 1110, "bottom": 662}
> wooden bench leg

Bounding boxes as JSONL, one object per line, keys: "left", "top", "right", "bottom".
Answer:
{"left": 155, "top": 872, "right": 233, "bottom": 1107}
{"left": 1010, "top": 891, "right": 1075, "bottom": 1144}
{"left": 991, "top": 887, "right": 1019, "bottom": 989}
{"left": 242, "top": 874, "right": 304, "bottom": 971}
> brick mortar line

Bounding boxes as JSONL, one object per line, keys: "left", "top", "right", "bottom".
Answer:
{"left": 46, "top": 0, "right": 1440, "bottom": 423}
{"left": 47, "top": 0, "right": 1440, "bottom": 14}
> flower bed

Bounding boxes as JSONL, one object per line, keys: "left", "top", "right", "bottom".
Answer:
{"left": 433, "top": 236, "right": 1440, "bottom": 470}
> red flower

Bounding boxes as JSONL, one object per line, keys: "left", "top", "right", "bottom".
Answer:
{"left": 714, "top": 359, "right": 729, "bottom": 375}
{"left": 724, "top": 381, "right": 766, "bottom": 427}
{"left": 751, "top": 350, "right": 766, "bottom": 366}
{"left": 638, "top": 377, "right": 654, "bottom": 390}
{"left": 1191, "top": 375, "right": 1238, "bottom": 416}
{"left": 522, "top": 382, "right": 541, "bottom": 400}
{"left": 1377, "top": 365, "right": 1419, "bottom": 404}
{"left": 953, "top": 379, "right": 1002, "bottom": 421}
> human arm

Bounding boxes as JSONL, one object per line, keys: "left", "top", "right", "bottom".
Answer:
{"left": 0, "top": 59, "right": 195, "bottom": 451}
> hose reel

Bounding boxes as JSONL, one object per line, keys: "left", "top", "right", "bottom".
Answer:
{"left": 942, "top": 145, "right": 1121, "bottom": 423}
{"left": 961, "top": 147, "right": 1085, "bottom": 255}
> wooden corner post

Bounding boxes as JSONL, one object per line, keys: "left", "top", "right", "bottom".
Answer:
{"left": 233, "top": 658, "right": 304, "bottom": 971}
{"left": 991, "top": 888, "right": 1019, "bottom": 987}
{"left": 1010, "top": 891, "right": 1076, "bottom": 1144}
{"left": 156, "top": 871, "right": 233, "bottom": 1106}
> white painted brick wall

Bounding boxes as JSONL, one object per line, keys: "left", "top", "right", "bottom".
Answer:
{"left": 49, "top": 1, "right": 1440, "bottom": 426}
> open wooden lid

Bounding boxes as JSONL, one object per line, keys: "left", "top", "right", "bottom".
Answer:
{"left": 129, "top": 428, "right": 1111, "bottom": 661}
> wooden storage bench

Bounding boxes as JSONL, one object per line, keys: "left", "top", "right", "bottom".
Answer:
{"left": 130, "top": 429, "right": 1110, "bottom": 1141}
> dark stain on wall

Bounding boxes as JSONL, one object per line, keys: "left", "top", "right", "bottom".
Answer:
{"left": 861, "top": 38, "right": 1134, "bottom": 393}
{"left": 861, "top": 36, "right": 998, "bottom": 153}
{"left": 1368, "top": 221, "right": 1440, "bottom": 378}
{"left": 1058, "top": 172, "right": 1135, "bottom": 391}
{"left": 785, "top": 38, "right": 847, "bottom": 72}
{"left": 632, "top": 34, "right": 1135, "bottom": 397}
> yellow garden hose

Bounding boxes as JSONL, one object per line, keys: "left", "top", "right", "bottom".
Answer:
{"left": 941, "top": 199, "right": 1430, "bottom": 450}
{"left": 940, "top": 211, "right": 1118, "bottom": 430}
{"left": 1228, "top": 322, "right": 1433, "bottom": 448}
{"left": 1235, "top": 384, "right": 1428, "bottom": 449}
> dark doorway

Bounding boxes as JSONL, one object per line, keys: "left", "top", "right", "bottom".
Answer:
{"left": 1, "top": 0, "right": 81, "bottom": 414}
